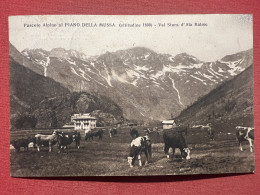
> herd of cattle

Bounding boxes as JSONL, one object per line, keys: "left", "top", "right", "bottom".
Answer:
{"left": 10, "top": 124, "right": 254, "bottom": 168}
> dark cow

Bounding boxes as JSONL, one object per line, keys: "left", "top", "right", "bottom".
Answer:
{"left": 163, "top": 131, "right": 190, "bottom": 160}
{"left": 127, "top": 135, "right": 152, "bottom": 167}
{"left": 173, "top": 125, "right": 188, "bottom": 136}
{"left": 72, "top": 131, "right": 81, "bottom": 149}
{"left": 11, "top": 138, "right": 31, "bottom": 152}
{"left": 57, "top": 131, "right": 81, "bottom": 149}
{"left": 130, "top": 128, "right": 139, "bottom": 139}
{"left": 109, "top": 128, "right": 117, "bottom": 138}
{"left": 57, "top": 132, "right": 74, "bottom": 153}
{"left": 85, "top": 129, "right": 104, "bottom": 141}
{"left": 235, "top": 126, "right": 254, "bottom": 152}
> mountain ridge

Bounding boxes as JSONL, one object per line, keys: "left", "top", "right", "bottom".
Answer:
{"left": 10, "top": 42, "right": 253, "bottom": 121}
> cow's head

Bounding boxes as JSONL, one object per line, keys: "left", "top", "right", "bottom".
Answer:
{"left": 53, "top": 130, "right": 58, "bottom": 135}
{"left": 127, "top": 157, "right": 134, "bottom": 168}
{"left": 181, "top": 148, "right": 191, "bottom": 160}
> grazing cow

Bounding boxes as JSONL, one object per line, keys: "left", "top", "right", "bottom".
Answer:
{"left": 35, "top": 130, "right": 58, "bottom": 152}
{"left": 109, "top": 128, "right": 117, "bottom": 138}
{"left": 163, "top": 131, "right": 190, "bottom": 160}
{"left": 235, "top": 126, "right": 254, "bottom": 152}
{"left": 85, "top": 129, "right": 104, "bottom": 141}
{"left": 127, "top": 135, "right": 152, "bottom": 167}
{"left": 10, "top": 138, "right": 31, "bottom": 152}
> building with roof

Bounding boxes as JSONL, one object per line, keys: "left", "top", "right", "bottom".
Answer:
{"left": 162, "top": 120, "right": 176, "bottom": 130}
{"left": 71, "top": 113, "right": 97, "bottom": 134}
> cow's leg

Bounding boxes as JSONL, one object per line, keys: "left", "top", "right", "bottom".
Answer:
{"left": 167, "top": 147, "right": 174, "bottom": 159}
{"left": 138, "top": 154, "right": 142, "bottom": 166}
{"left": 239, "top": 140, "right": 243, "bottom": 151}
{"left": 37, "top": 144, "right": 40, "bottom": 152}
{"left": 248, "top": 138, "right": 253, "bottom": 152}
{"left": 144, "top": 150, "right": 149, "bottom": 164}
{"left": 49, "top": 141, "right": 52, "bottom": 152}
{"left": 164, "top": 144, "right": 169, "bottom": 158}
{"left": 131, "top": 156, "right": 136, "bottom": 166}
{"left": 172, "top": 148, "right": 175, "bottom": 158}
{"left": 148, "top": 146, "right": 152, "bottom": 159}
{"left": 77, "top": 140, "right": 80, "bottom": 149}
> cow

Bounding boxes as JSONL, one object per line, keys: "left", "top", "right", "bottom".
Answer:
{"left": 127, "top": 135, "right": 152, "bottom": 168}
{"left": 163, "top": 131, "right": 191, "bottom": 160}
{"left": 57, "top": 132, "right": 74, "bottom": 153}
{"left": 235, "top": 126, "right": 254, "bottom": 152}
{"left": 57, "top": 131, "right": 81, "bottom": 149}
{"left": 174, "top": 125, "right": 188, "bottom": 136}
{"left": 10, "top": 138, "right": 31, "bottom": 152}
{"left": 109, "top": 128, "right": 117, "bottom": 138}
{"left": 35, "top": 130, "right": 58, "bottom": 152}
{"left": 85, "top": 129, "right": 104, "bottom": 141}
{"left": 72, "top": 131, "right": 81, "bottom": 149}
{"left": 144, "top": 127, "right": 159, "bottom": 136}
{"left": 130, "top": 128, "right": 139, "bottom": 139}
{"left": 194, "top": 123, "right": 214, "bottom": 140}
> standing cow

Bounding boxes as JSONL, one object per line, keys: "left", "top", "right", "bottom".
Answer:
{"left": 85, "top": 129, "right": 104, "bottom": 141}
{"left": 109, "top": 128, "right": 117, "bottom": 138}
{"left": 163, "top": 131, "right": 190, "bottom": 160}
{"left": 235, "top": 126, "right": 254, "bottom": 152}
{"left": 194, "top": 123, "right": 214, "bottom": 140}
{"left": 72, "top": 131, "right": 81, "bottom": 149}
{"left": 10, "top": 138, "right": 31, "bottom": 152}
{"left": 35, "top": 130, "right": 58, "bottom": 152}
{"left": 57, "top": 132, "right": 73, "bottom": 153}
{"left": 127, "top": 135, "right": 152, "bottom": 167}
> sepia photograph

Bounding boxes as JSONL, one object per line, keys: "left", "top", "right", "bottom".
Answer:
{"left": 9, "top": 14, "right": 254, "bottom": 177}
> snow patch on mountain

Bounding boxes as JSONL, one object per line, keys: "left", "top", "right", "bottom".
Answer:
{"left": 134, "top": 65, "right": 149, "bottom": 71}
{"left": 44, "top": 57, "right": 50, "bottom": 77}
{"left": 169, "top": 76, "right": 184, "bottom": 106}
{"left": 67, "top": 59, "right": 76, "bottom": 66}
{"left": 70, "top": 67, "right": 81, "bottom": 77}
{"left": 190, "top": 75, "right": 207, "bottom": 85}
{"left": 103, "top": 62, "right": 113, "bottom": 87}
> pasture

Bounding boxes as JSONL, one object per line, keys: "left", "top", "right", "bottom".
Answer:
{"left": 10, "top": 124, "right": 254, "bottom": 177}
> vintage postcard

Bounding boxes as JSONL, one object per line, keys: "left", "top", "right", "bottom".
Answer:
{"left": 9, "top": 15, "right": 254, "bottom": 177}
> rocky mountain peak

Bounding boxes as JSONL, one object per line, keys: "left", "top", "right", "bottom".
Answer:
{"left": 172, "top": 52, "right": 201, "bottom": 66}
{"left": 49, "top": 48, "right": 87, "bottom": 60}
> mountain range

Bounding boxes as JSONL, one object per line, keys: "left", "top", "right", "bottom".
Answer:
{"left": 9, "top": 42, "right": 253, "bottom": 127}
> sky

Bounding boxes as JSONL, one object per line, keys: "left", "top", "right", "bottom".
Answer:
{"left": 9, "top": 14, "right": 253, "bottom": 62}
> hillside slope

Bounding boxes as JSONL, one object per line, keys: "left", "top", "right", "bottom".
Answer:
{"left": 175, "top": 64, "right": 254, "bottom": 127}
{"left": 10, "top": 57, "right": 125, "bottom": 129}
{"left": 10, "top": 57, "right": 70, "bottom": 129}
